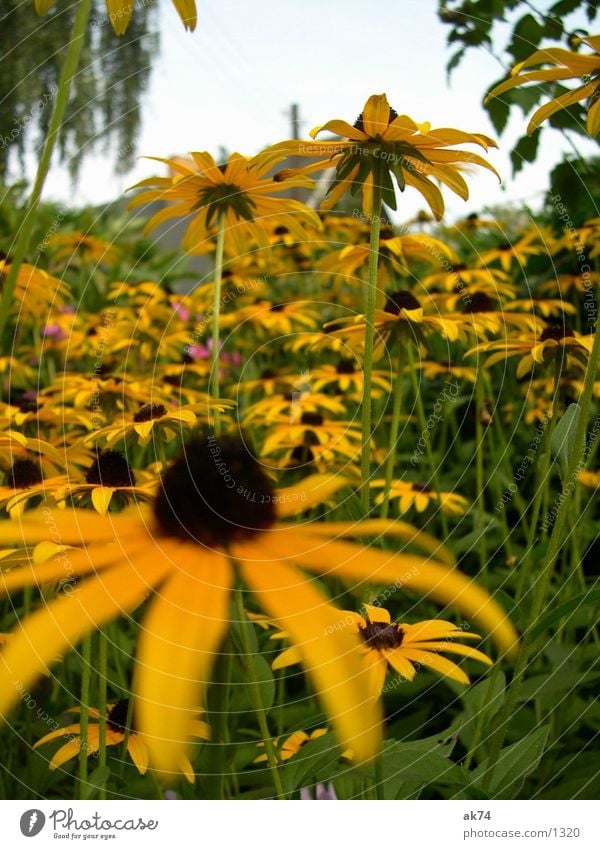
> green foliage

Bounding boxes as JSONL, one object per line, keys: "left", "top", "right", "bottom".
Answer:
{"left": 0, "top": 0, "right": 159, "bottom": 181}
{"left": 438, "top": 0, "right": 600, "bottom": 173}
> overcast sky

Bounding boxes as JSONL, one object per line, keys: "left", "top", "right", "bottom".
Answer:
{"left": 37, "top": 0, "right": 597, "bottom": 221}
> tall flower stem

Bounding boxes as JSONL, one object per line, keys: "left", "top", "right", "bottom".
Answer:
{"left": 474, "top": 370, "right": 488, "bottom": 575}
{"left": 514, "top": 354, "right": 562, "bottom": 602}
{"left": 380, "top": 341, "right": 406, "bottom": 519}
{"left": 406, "top": 344, "right": 449, "bottom": 538}
{"left": 97, "top": 630, "right": 108, "bottom": 800}
{"left": 360, "top": 183, "right": 383, "bottom": 513}
{"left": 0, "top": 0, "right": 92, "bottom": 343}
{"left": 481, "top": 309, "right": 600, "bottom": 794}
{"left": 78, "top": 632, "right": 92, "bottom": 799}
{"left": 233, "top": 589, "right": 285, "bottom": 799}
{"left": 210, "top": 211, "right": 227, "bottom": 437}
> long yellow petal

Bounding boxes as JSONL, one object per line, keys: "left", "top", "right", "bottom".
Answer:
{"left": 0, "top": 557, "right": 170, "bottom": 722}
{"left": 239, "top": 551, "right": 382, "bottom": 763}
{"left": 134, "top": 547, "right": 232, "bottom": 777}
{"left": 264, "top": 533, "right": 519, "bottom": 658}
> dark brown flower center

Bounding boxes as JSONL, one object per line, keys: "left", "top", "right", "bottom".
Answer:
{"left": 133, "top": 403, "right": 167, "bottom": 423}
{"left": 384, "top": 290, "right": 421, "bottom": 314}
{"left": 85, "top": 450, "right": 136, "bottom": 488}
{"left": 464, "top": 292, "right": 497, "bottom": 313}
{"left": 336, "top": 358, "right": 356, "bottom": 375}
{"left": 359, "top": 620, "right": 405, "bottom": 650}
{"left": 12, "top": 394, "right": 40, "bottom": 414}
{"left": 261, "top": 369, "right": 277, "bottom": 380}
{"left": 107, "top": 698, "right": 134, "bottom": 734}
{"left": 7, "top": 459, "right": 43, "bottom": 489}
{"left": 540, "top": 324, "right": 575, "bottom": 342}
{"left": 153, "top": 436, "right": 276, "bottom": 546}
{"left": 300, "top": 412, "right": 324, "bottom": 427}
{"left": 379, "top": 227, "right": 395, "bottom": 241}
{"left": 269, "top": 302, "right": 285, "bottom": 312}
{"left": 411, "top": 481, "right": 432, "bottom": 493}
{"left": 274, "top": 225, "right": 289, "bottom": 235}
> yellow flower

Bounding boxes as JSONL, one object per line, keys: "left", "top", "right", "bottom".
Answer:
{"left": 0, "top": 435, "right": 517, "bottom": 775}
{"left": 255, "top": 728, "right": 329, "bottom": 763}
{"left": 34, "top": 699, "right": 209, "bottom": 782}
{"left": 47, "top": 230, "right": 120, "bottom": 269}
{"left": 477, "top": 233, "right": 542, "bottom": 272}
{"left": 83, "top": 400, "right": 234, "bottom": 448}
{"left": 469, "top": 323, "right": 594, "bottom": 378}
{"left": 274, "top": 604, "right": 492, "bottom": 697}
{"left": 256, "top": 93, "right": 498, "bottom": 219}
{"left": 371, "top": 480, "right": 469, "bottom": 517}
{"left": 128, "top": 151, "right": 320, "bottom": 254}
{"left": 486, "top": 35, "right": 600, "bottom": 137}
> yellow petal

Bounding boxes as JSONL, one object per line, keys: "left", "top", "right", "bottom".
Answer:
{"left": 361, "top": 93, "right": 392, "bottom": 138}
{"left": 265, "top": 533, "right": 519, "bottom": 658}
{"left": 0, "top": 557, "right": 170, "bottom": 722}
{"left": 127, "top": 735, "right": 149, "bottom": 775}
{"left": 134, "top": 547, "right": 232, "bottom": 777}
{"left": 91, "top": 487, "right": 115, "bottom": 516}
{"left": 239, "top": 552, "right": 382, "bottom": 763}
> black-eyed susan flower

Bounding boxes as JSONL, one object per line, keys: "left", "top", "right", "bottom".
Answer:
{"left": 256, "top": 94, "right": 498, "bottom": 219}
{"left": 47, "top": 230, "right": 120, "bottom": 269}
{"left": 53, "top": 449, "right": 155, "bottom": 515}
{"left": 486, "top": 35, "right": 600, "bottom": 137}
{"left": 325, "top": 289, "right": 467, "bottom": 355}
{"left": 0, "top": 435, "right": 517, "bottom": 776}
{"left": 255, "top": 728, "right": 329, "bottom": 763}
{"left": 274, "top": 603, "right": 492, "bottom": 697}
{"left": 128, "top": 152, "right": 320, "bottom": 255}
{"left": 310, "top": 359, "right": 392, "bottom": 397}
{"left": 477, "top": 233, "right": 543, "bottom": 272}
{"left": 34, "top": 699, "right": 210, "bottom": 781}
{"left": 371, "top": 480, "right": 469, "bottom": 516}
{"left": 0, "top": 255, "right": 70, "bottom": 318}
{"left": 83, "top": 399, "right": 234, "bottom": 448}
{"left": 469, "top": 323, "right": 594, "bottom": 378}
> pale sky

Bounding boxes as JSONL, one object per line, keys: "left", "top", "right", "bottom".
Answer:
{"left": 38, "top": 0, "right": 597, "bottom": 220}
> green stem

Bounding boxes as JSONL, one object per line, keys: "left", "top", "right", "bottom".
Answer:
{"left": 475, "top": 370, "right": 488, "bottom": 575}
{"left": 0, "top": 0, "right": 92, "bottom": 343}
{"left": 514, "top": 355, "right": 562, "bottom": 602}
{"left": 210, "top": 211, "right": 227, "bottom": 437}
{"left": 481, "top": 304, "right": 600, "bottom": 794}
{"left": 233, "top": 589, "right": 285, "bottom": 799}
{"left": 406, "top": 345, "right": 449, "bottom": 538}
{"left": 380, "top": 341, "right": 406, "bottom": 519}
{"left": 97, "top": 630, "right": 108, "bottom": 800}
{"left": 360, "top": 185, "right": 383, "bottom": 513}
{"left": 79, "top": 632, "right": 92, "bottom": 799}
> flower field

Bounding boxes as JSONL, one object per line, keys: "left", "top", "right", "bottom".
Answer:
{"left": 0, "top": 0, "right": 598, "bottom": 804}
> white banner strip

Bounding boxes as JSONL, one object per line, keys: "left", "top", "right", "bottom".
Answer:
{"left": 0, "top": 800, "right": 598, "bottom": 847}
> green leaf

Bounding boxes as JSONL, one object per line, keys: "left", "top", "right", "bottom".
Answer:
{"left": 529, "top": 588, "right": 600, "bottom": 640}
{"left": 508, "top": 14, "right": 545, "bottom": 63}
{"left": 251, "top": 655, "right": 276, "bottom": 712}
{"left": 364, "top": 737, "right": 466, "bottom": 799}
{"left": 281, "top": 732, "right": 341, "bottom": 794}
{"left": 82, "top": 766, "right": 111, "bottom": 799}
{"left": 510, "top": 132, "right": 540, "bottom": 174}
{"left": 458, "top": 672, "right": 506, "bottom": 752}
{"left": 472, "top": 726, "right": 550, "bottom": 799}
{"left": 485, "top": 91, "right": 511, "bottom": 135}
{"left": 447, "top": 48, "right": 466, "bottom": 79}
{"left": 551, "top": 402, "right": 581, "bottom": 482}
